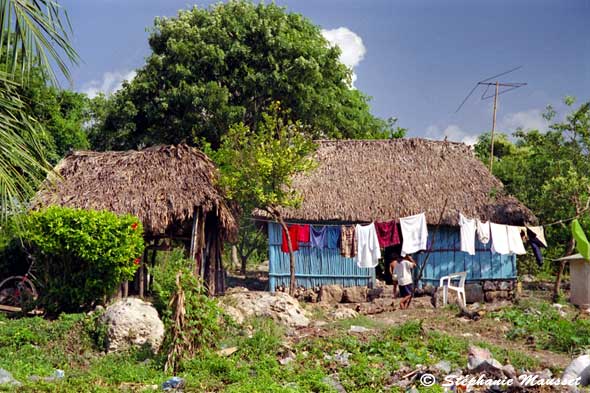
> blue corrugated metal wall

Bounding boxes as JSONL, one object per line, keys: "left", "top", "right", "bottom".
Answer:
{"left": 268, "top": 222, "right": 375, "bottom": 291}
{"left": 268, "top": 223, "right": 516, "bottom": 291}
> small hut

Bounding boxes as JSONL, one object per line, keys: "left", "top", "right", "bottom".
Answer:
{"left": 34, "top": 144, "right": 237, "bottom": 295}
{"left": 259, "top": 138, "right": 535, "bottom": 292}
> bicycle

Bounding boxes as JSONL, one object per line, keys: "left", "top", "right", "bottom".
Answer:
{"left": 0, "top": 253, "right": 39, "bottom": 309}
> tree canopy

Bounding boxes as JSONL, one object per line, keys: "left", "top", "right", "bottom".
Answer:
{"left": 89, "top": 1, "right": 400, "bottom": 150}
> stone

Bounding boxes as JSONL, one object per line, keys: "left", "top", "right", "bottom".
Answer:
{"left": 502, "top": 364, "right": 517, "bottom": 378}
{"left": 367, "top": 288, "right": 383, "bottom": 301}
{"left": 467, "top": 345, "right": 503, "bottom": 378}
{"left": 483, "top": 281, "right": 497, "bottom": 291}
{"left": 319, "top": 285, "right": 344, "bottom": 304}
{"left": 322, "top": 375, "right": 347, "bottom": 393}
{"left": 562, "top": 355, "right": 590, "bottom": 387}
{"left": 485, "top": 291, "right": 504, "bottom": 302}
{"left": 464, "top": 283, "right": 484, "bottom": 303}
{"left": 431, "top": 286, "right": 460, "bottom": 308}
{"left": 101, "top": 298, "right": 165, "bottom": 353}
{"left": 220, "top": 291, "right": 310, "bottom": 327}
{"left": 499, "top": 281, "right": 513, "bottom": 291}
{"left": 521, "top": 274, "right": 535, "bottom": 283}
{"left": 162, "top": 377, "right": 185, "bottom": 391}
{"left": 216, "top": 347, "right": 238, "bottom": 357}
{"left": 342, "top": 286, "right": 368, "bottom": 303}
{"left": 303, "top": 289, "right": 318, "bottom": 303}
{"left": 422, "top": 284, "right": 436, "bottom": 296}
{"left": 328, "top": 308, "right": 359, "bottom": 320}
{"left": 433, "top": 360, "right": 452, "bottom": 374}
{"left": 223, "top": 305, "right": 245, "bottom": 325}
{"left": 0, "top": 368, "right": 20, "bottom": 387}
{"left": 349, "top": 325, "right": 372, "bottom": 333}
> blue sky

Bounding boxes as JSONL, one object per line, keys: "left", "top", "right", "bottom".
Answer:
{"left": 60, "top": 0, "right": 589, "bottom": 143}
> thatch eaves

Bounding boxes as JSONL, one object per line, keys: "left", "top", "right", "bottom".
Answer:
{"left": 265, "top": 138, "right": 535, "bottom": 226}
{"left": 34, "top": 144, "right": 237, "bottom": 240}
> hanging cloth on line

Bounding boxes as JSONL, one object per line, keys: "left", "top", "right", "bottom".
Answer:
{"left": 490, "top": 223, "right": 510, "bottom": 255}
{"left": 477, "top": 220, "right": 490, "bottom": 244}
{"left": 526, "top": 225, "right": 547, "bottom": 248}
{"left": 526, "top": 227, "right": 546, "bottom": 266}
{"left": 375, "top": 220, "right": 401, "bottom": 248}
{"left": 355, "top": 222, "right": 381, "bottom": 268}
{"left": 326, "top": 226, "right": 341, "bottom": 249}
{"left": 340, "top": 225, "right": 357, "bottom": 258}
{"left": 400, "top": 212, "right": 428, "bottom": 256}
{"left": 297, "top": 224, "right": 310, "bottom": 243}
{"left": 459, "top": 213, "right": 476, "bottom": 255}
{"left": 506, "top": 225, "right": 526, "bottom": 255}
{"left": 281, "top": 225, "right": 300, "bottom": 253}
{"left": 310, "top": 225, "right": 328, "bottom": 248}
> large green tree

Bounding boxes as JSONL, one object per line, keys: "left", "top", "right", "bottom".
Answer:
{"left": 0, "top": 0, "right": 78, "bottom": 219}
{"left": 89, "top": 1, "right": 399, "bottom": 150}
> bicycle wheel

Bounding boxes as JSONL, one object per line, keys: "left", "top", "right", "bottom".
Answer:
{"left": 0, "top": 276, "right": 38, "bottom": 308}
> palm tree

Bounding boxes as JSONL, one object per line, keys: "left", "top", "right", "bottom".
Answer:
{"left": 0, "top": 0, "right": 78, "bottom": 220}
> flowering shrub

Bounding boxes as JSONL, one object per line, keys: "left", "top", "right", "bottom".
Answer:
{"left": 24, "top": 206, "right": 144, "bottom": 313}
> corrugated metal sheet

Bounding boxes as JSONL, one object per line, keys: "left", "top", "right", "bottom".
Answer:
{"left": 268, "top": 223, "right": 516, "bottom": 291}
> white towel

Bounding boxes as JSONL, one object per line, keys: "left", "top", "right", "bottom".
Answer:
{"left": 400, "top": 212, "right": 428, "bottom": 256}
{"left": 490, "top": 223, "right": 510, "bottom": 254}
{"left": 476, "top": 220, "right": 490, "bottom": 244}
{"left": 526, "top": 225, "right": 548, "bottom": 247}
{"left": 507, "top": 225, "right": 527, "bottom": 255}
{"left": 355, "top": 223, "right": 381, "bottom": 268}
{"left": 459, "top": 213, "right": 476, "bottom": 255}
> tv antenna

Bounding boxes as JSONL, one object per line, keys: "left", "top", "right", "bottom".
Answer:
{"left": 456, "top": 66, "right": 527, "bottom": 171}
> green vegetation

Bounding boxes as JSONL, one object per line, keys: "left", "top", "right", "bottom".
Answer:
{"left": 475, "top": 98, "right": 590, "bottom": 276}
{"left": 491, "top": 298, "right": 590, "bottom": 355}
{"left": 0, "top": 0, "right": 78, "bottom": 223}
{"left": 22, "top": 207, "right": 144, "bottom": 313}
{"left": 88, "top": 1, "right": 403, "bottom": 151}
{"left": 0, "top": 310, "right": 545, "bottom": 392}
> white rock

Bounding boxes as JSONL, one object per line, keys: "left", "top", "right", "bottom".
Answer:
{"left": 563, "top": 355, "right": 590, "bottom": 389}
{"left": 220, "top": 291, "right": 310, "bottom": 327}
{"left": 328, "top": 308, "right": 359, "bottom": 320}
{"left": 101, "top": 298, "right": 164, "bottom": 353}
{"left": 349, "top": 325, "right": 372, "bottom": 333}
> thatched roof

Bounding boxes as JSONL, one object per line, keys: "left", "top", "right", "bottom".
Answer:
{"left": 34, "top": 144, "right": 237, "bottom": 239}
{"left": 265, "top": 138, "right": 535, "bottom": 226}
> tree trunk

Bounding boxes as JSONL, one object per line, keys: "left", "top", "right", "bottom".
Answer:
{"left": 231, "top": 245, "right": 240, "bottom": 272}
{"left": 277, "top": 216, "right": 296, "bottom": 296}
{"left": 241, "top": 255, "right": 248, "bottom": 276}
{"left": 553, "top": 237, "right": 575, "bottom": 302}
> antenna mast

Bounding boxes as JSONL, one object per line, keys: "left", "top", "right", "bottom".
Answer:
{"left": 455, "top": 67, "right": 527, "bottom": 171}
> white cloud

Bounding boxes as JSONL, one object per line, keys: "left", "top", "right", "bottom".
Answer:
{"left": 500, "top": 109, "right": 548, "bottom": 132}
{"left": 321, "top": 27, "right": 366, "bottom": 86}
{"left": 426, "top": 124, "right": 479, "bottom": 146}
{"left": 81, "top": 70, "right": 137, "bottom": 98}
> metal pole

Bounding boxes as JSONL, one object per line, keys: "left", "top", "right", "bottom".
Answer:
{"left": 489, "top": 81, "right": 499, "bottom": 171}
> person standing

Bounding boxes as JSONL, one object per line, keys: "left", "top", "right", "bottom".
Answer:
{"left": 393, "top": 255, "right": 416, "bottom": 309}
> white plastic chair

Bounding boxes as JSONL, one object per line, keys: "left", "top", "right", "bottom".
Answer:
{"left": 439, "top": 272, "right": 467, "bottom": 307}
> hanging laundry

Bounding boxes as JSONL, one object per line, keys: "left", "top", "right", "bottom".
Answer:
{"left": 281, "top": 225, "right": 300, "bottom": 253}
{"left": 297, "top": 224, "right": 310, "bottom": 243}
{"left": 506, "top": 226, "right": 526, "bottom": 255}
{"left": 340, "top": 225, "right": 357, "bottom": 258}
{"left": 459, "top": 214, "right": 476, "bottom": 255}
{"left": 326, "top": 226, "right": 341, "bottom": 249}
{"left": 375, "top": 220, "right": 401, "bottom": 248}
{"left": 310, "top": 225, "right": 328, "bottom": 248}
{"left": 572, "top": 219, "right": 590, "bottom": 260}
{"left": 400, "top": 212, "right": 428, "bottom": 256}
{"left": 526, "top": 227, "right": 546, "bottom": 266}
{"left": 355, "top": 223, "right": 381, "bottom": 268}
{"left": 476, "top": 220, "right": 490, "bottom": 244}
{"left": 490, "top": 223, "right": 510, "bottom": 255}
{"left": 526, "top": 226, "right": 547, "bottom": 248}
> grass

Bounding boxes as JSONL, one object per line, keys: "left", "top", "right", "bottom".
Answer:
{"left": 0, "top": 310, "right": 544, "bottom": 392}
{"left": 490, "top": 298, "right": 590, "bottom": 355}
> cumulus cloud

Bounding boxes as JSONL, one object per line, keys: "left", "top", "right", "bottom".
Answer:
{"left": 321, "top": 27, "right": 366, "bottom": 86}
{"left": 500, "top": 109, "right": 548, "bottom": 132}
{"left": 81, "top": 70, "right": 137, "bottom": 98}
{"left": 426, "top": 124, "right": 479, "bottom": 146}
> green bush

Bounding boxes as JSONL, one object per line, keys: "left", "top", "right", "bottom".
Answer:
{"left": 23, "top": 206, "right": 144, "bottom": 313}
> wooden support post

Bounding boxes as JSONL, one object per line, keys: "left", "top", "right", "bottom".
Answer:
{"left": 123, "top": 281, "right": 129, "bottom": 298}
